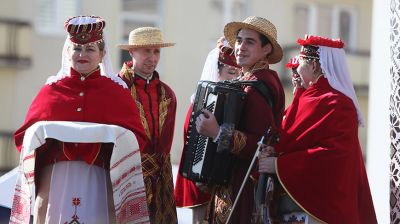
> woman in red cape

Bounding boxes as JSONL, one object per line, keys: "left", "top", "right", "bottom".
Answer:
{"left": 259, "top": 35, "right": 377, "bottom": 224}
{"left": 10, "top": 16, "right": 148, "bottom": 224}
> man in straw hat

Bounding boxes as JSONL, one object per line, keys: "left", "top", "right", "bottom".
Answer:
{"left": 196, "top": 16, "right": 286, "bottom": 223}
{"left": 118, "top": 27, "right": 177, "bottom": 223}
{"left": 174, "top": 37, "right": 241, "bottom": 224}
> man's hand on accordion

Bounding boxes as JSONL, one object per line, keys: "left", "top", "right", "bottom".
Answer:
{"left": 196, "top": 109, "right": 220, "bottom": 140}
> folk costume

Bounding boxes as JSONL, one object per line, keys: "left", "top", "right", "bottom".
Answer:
{"left": 205, "top": 17, "right": 286, "bottom": 224}
{"left": 274, "top": 35, "right": 377, "bottom": 223}
{"left": 10, "top": 16, "right": 150, "bottom": 224}
{"left": 174, "top": 42, "right": 240, "bottom": 222}
{"left": 118, "top": 27, "right": 178, "bottom": 224}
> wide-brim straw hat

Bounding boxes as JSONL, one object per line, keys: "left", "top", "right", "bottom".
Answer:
{"left": 118, "top": 27, "right": 175, "bottom": 50}
{"left": 224, "top": 16, "right": 283, "bottom": 64}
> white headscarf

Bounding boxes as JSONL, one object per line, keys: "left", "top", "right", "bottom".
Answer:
{"left": 46, "top": 16, "right": 127, "bottom": 88}
{"left": 190, "top": 46, "right": 221, "bottom": 103}
{"left": 199, "top": 47, "right": 221, "bottom": 83}
{"left": 318, "top": 46, "right": 363, "bottom": 126}
{"left": 190, "top": 39, "right": 238, "bottom": 103}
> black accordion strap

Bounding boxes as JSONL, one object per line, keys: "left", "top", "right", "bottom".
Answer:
{"left": 235, "top": 80, "right": 281, "bottom": 129}
{"left": 237, "top": 80, "right": 274, "bottom": 108}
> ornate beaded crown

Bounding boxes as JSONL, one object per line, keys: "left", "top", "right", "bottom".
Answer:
{"left": 64, "top": 15, "right": 105, "bottom": 45}
{"left": 297, "top": 34, "right": 344, "bottom": 60}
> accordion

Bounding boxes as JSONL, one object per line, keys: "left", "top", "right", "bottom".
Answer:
{"left": 179, "top": 81, "right": 246, "bottom": 186}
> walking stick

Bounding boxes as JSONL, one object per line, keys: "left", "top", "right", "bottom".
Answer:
{"left": 225, "top": 132, "right": 267, "bottom": 224}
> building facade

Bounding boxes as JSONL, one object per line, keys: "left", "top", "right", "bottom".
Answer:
{"left": 0, "top": 0, "right": 373, "bottom": 170}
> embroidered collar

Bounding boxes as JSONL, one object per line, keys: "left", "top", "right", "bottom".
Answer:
{"left": 70, "top": 67, "right": 101, "bottom": 79}
{"left": 135, "top": 72, "right": 154, "bottom": 84}
{"left": 243, "top": 60, "right": 269, "bottom": 78}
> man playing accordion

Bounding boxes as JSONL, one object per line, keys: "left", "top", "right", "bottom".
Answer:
{"left": 195, "top": 16, "right": 286, "bottom": 224}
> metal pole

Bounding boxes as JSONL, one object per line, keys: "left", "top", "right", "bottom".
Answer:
{"left": 226, "top": 136, "right": 264, "bottom": 224}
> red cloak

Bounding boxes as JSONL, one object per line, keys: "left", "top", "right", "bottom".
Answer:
{"left": 275, "top": 77, "right": 377, "bottom": 223}
{"left": 14, "top": 68, "right": 146, "bottom": 152}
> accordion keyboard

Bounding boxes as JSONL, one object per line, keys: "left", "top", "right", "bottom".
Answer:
{"left": 192, "top": 94, "right": 217, "bottom": 173}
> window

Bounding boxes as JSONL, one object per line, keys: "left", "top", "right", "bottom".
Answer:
{"left": 317, "top": 6, "right": 333, "bottom": 37}
{"left": 339, "top": 10, "right": 352, "bottom": 43}
{"left": 293, "top": 4, "right": 310, "bottom": 38}
{"left": 0, "top": 19, "right": 32, "bottom": 68}
{"left": 293, "top": 3, "right": 357, "bottom": 49}
{"left": 36, "top": 0, "right": 79, "bottom": 35}
{"left": 120, "top": 0, "right": 161, "bottom": 65}
{"left": 123, "top": 0, "right": 159, "bottom": 14}
{"left": 332, "top": 7, "right": 357, "bottom": 50}
{"left": 211, "top": 0, "right": 247, "bottom": 25}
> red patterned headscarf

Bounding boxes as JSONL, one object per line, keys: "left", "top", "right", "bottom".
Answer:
{"left": 285, "top": 56, "right": 300, "bottom": 69}
{"left": 218, "top": 45, "right": 240, "bottom": 68}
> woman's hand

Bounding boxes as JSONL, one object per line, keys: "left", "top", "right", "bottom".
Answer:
{"left": 195, "top": 182, "right": 211, "bottom": 193}
{"left": 258, "top": 144, "right": 276, "bottom": 156}
{"left": 258, "top": 145, "right": 277, "bottom": 174}
{"left": 258, "top": 157, "right": 276, "bottom": 174}
{"left": 292, "top": 73, "right": 302, "bottom": 89}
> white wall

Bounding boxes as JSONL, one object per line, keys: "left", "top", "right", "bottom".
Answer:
{"left": 367, "top": 0, "right": 390, "bottom": 222}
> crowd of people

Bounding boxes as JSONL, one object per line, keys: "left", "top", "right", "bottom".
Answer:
{"left": 9, "top": 14, "right": 377, "bottom": 224}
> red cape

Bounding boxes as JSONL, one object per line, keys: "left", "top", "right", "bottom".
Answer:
{"left": 14, "top": 68, "right": 146, "bottom": 151}
{"left": 275, "top": 77, "right": 377, "bottom": 223}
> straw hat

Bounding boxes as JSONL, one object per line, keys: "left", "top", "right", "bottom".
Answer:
{"left": 224, "top": 16, "right": 283, "bottom": 64}
{"left": 118, "top": 27, "right": 175, "bottom": 50}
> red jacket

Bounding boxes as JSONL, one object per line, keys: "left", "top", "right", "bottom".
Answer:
{"left": 203, "top": 68, "right": 285, "bottom": 224}
{"left": 228, "top": 68, "right": 285, "bottom": 224}
{"left": 119, "top": 62, "right": 176, "bottom": 154}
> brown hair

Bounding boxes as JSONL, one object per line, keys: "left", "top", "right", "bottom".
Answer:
{"left": 97, "top": 41, "right": 105, "bottom": 51}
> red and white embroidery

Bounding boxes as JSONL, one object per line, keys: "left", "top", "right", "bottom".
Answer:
{"left": 64, "top": 197, "right": 82, "bottom": 224}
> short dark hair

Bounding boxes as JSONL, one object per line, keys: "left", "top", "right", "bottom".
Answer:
{"left": 259, "top": 33, "right": 273, "bottom": 58}
{"left": 259, "top": 33, "right": 271, "bottom": 47}
{"left": 237, "top": 29, "right": 271, "bottom": 47}
{"left": 236, "top": 29, "right": 271, "bottom": 47}
{"left": 236, "top": 29, "right": 273, "bottom": 58}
